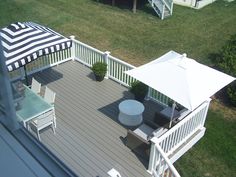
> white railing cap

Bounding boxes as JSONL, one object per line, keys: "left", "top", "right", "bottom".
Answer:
{"left": 104, "top": 51, "right": 111, "bottom": 55}
{"left": 69, "top": 35, "right": 75, "bottom": 40}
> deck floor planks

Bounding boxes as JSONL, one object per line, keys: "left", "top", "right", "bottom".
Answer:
{"left": 31, "top": 61, "right": 164, "bottom": 177}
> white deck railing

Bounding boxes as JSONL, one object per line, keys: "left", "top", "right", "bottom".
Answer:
{"left": 8, "top": 36, "right": 171, "bottom": 105}
{"left": 71, "top": 37, "right": 171, "bottom": 105}
{"left": 73, "top": 38, "right": 104, "bottom": 67}
{"left": 158, "top": 100, "right": 210, "bottom": 156}
{"left": 107, "top": 55, "right": 136, "bottom": 86}
{"left": 9, "top": 48, "right": 72, "bottom": 81}
{"left": 148, "top": 139, "right": 181, "bottom": 177}
{"left": 147, "top": 100, "right": 210, "bottom": 176}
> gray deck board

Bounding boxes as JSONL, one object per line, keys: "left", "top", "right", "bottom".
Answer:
{"left": 31, "top": 61, "right": 164, "bottom": 177}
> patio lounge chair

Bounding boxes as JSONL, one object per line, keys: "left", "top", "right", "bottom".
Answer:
{"left": 29, "top": 109, "right": 56, "bottom": 141}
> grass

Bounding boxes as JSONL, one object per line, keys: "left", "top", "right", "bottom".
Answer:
{"left": 175, "top": 105, "right": 236, "bottom": 177}
{"left": 0, "top": 0, "right": 235, "bottom": 65}
{"left": 0, "top": 0, "right": 236, "bottom": 176}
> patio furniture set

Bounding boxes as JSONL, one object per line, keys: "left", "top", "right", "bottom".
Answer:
{"left": 14, "top": 78, "right": 56, "bottom": 141}
{"left": 119, "top": 99, "right": 190, "bottom": 157}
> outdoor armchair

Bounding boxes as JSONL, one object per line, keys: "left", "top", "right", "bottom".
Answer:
{"left": 154, "top": 111, "right": 179, "bottom": 129}
{"left": 126, "top": 129, "right": 150, "bottom": 150}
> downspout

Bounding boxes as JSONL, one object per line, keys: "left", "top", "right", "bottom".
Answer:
{"left": 0, "top": 35, "right": 19, "bottom": 130}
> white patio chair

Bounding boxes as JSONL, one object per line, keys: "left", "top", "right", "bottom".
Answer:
{"left": 44, "top": 86, "right": 56, "bottom": 105}
{"left": 31, "top": 77, "right": 41, "bottom": 95}
{"left": 29, "top": 110, "right": 56, "bottom": 141}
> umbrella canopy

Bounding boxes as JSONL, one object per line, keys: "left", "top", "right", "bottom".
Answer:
{"left": 0, "top": 22, "right": 72, "bottom": 72}
{"left": 125, "top": 51, "right": 235, "bottom": 111}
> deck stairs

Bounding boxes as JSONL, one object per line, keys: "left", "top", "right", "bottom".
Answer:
{"left": 148, "top": 0, "right": 173, "bottom": 20}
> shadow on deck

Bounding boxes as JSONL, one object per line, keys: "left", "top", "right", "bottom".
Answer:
{"left": 30, "top": 61, "right": 164, "bottom": 177}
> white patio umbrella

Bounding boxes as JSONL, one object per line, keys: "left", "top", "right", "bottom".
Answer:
{"left": 125, "top": 51, "right": 235, "bottom": 126}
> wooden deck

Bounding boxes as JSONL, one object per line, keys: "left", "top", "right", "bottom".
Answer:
{"left": 31, "top": 61, "right": 164, "bottom": 177}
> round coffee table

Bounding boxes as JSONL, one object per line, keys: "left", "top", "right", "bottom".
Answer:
{"left": 118, "top": 99, "right": 145, "bottom": 126}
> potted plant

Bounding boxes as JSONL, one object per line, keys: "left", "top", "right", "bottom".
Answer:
{"left": 130, "top": 81, "right": 148, "bottom": 102}
{"left": 91, "top": 62, "right": 107, "bottom": 81}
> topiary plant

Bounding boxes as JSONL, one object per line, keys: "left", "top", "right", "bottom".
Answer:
{"left": 130, "top": 81, "right": 148, "bottom": 102}
{"left": 91, "top": 62, "right": 107, "bottom": 81}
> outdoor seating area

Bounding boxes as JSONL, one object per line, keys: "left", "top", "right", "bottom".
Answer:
{"left": 19, "top": 55, "right": 220, "bottom": 176}
{"left": 28, "top": 60, "right": 164, "bottom": 177}
{"left": 13, "top": 78, "right": 57, "bottom": 141}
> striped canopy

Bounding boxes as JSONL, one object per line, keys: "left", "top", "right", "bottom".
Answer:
{"left": 0, "top": 22, "right": 72, "bottom": 71}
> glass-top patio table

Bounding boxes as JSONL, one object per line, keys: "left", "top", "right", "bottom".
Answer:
{"left": 16, "top": 85, "right": 53, "bottom": 128}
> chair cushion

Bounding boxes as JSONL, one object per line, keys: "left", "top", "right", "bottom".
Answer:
{"left": 133, "top": 124, "right": 154, "bottom": 140}
{"left": 154, "top": 112, "right": 171, "bottom": 128}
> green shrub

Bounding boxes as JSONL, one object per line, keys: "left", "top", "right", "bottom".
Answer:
{"left": 130, "top": 81, "right": 148, "bottom": 102}
{"left": 91, "top": 62, "right": 107, "bottom": 82}
{"left": 91, "top": 62, "right": 107, "bottom": 77}
{"left": 211, "top": 34, "right": 236, "bottom": 106}
{"left": 227, "top": 83, "right": 236, "bottom": 106}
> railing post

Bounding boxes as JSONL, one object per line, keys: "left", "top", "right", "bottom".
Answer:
{"left": 20, "top": 67, "right": 25, "bottom": 80}
{"left": 162, "top": 5, "right": 165, "bottom": 20}
{"left": 147, "top": 141, "right": 156, "bottom": 174}
{"left": 70, "top": 35, "right": 75, "bottom": 61}
{"left": 171, "top": 2, "right": 174, "bottom": 15}
{"left": 200, "top": 99, "right": 211, "bottom": 127}
{"left": 104, "top": 51, "right": 110, "bottom": 79}
{"left": 148, "top": 137, "right": 159, "bottom": 174}
{"left": 145, "top": 87, "right": 152, "bottom": 101}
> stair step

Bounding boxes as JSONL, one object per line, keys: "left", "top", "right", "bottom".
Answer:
{"left": 149, "top": 0, "right": 172, "bottom": 19}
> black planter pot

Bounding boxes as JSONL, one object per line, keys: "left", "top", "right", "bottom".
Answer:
{"left": 94, "top": 74, "right": 105, "bottom": 82}
{"left": 134, "top": 94, "right": 146, "bottom": 103}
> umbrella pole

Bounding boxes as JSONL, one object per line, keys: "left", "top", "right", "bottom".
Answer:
{"left": 169, "top": 102, "right": 176, "bottom": 128}
{"left": 23, "top": 65, "right": 29, "bottom": 86}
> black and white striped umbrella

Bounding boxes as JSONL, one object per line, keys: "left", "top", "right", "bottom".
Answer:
{"left": 0, "top": 22, "right": 72, "bottom": 72}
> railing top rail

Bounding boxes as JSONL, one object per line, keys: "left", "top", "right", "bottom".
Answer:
{"left": 73, "top": 38, "right": 136, "bottom": 69}
{"left": 157, "top": 99, "right": 211, "bottom": 142}
{"left": 72, "top": 38, "right": 104, "bottom": 55}
{"left": 108, "top": 55, "right": 136, "bottom": 69}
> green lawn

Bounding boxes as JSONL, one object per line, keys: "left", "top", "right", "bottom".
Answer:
{"left": 175, "top": 108, "right": 236, "bottom": 177}
{"left": 0, "top": 0, "right": 236, "bottom": 176}
{"left": 1, "top": 0, "right": 235, "bottom": 65}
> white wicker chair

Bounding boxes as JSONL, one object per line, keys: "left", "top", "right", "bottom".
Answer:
{"left": 31, "top": 78, "right": 41, "bottom": 94}
{"left": 29, "top": 110, "right": 56, "bottom": 141}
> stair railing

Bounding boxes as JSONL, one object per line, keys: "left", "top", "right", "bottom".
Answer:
{"left": 160, "top": 0, "right": 173, "bottom": 14}
{"left": 161, "top": 4, "right": 165, "bottom": 20}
